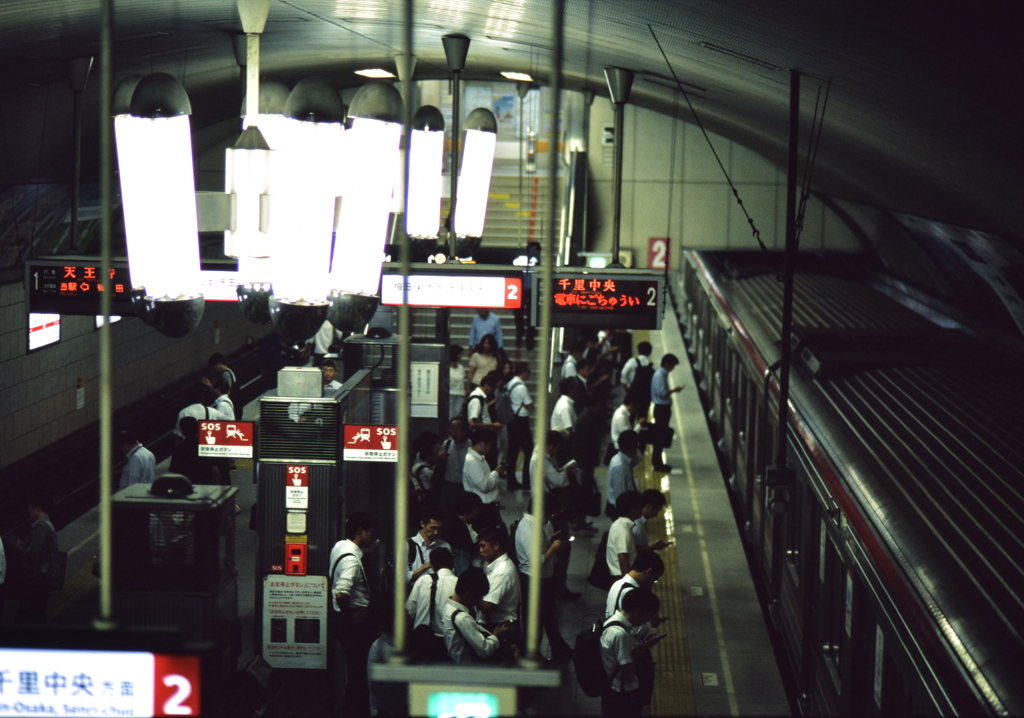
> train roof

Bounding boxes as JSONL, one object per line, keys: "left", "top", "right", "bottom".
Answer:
{"left": 687, "top": 250, "right": 1024, "bottom": 715}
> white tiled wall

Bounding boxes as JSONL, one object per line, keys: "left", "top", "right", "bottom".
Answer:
{"left": 0, "top": 282, "right": 272, "bottom": 469}
{"left": 588, "top": 100, "right": 863, "bottom": 267}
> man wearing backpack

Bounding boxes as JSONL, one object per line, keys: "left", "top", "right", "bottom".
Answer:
{"left": 515, "top": 493, "right": 572, "bottom": 661}
{"left": 503, "top": 362, "right": 534, "bottom": 491}
{"left": 406, "top": 547, "right": 458, "bottom": 662}
{"left": 600, "top": 588, "right": 663, "bottom": 717}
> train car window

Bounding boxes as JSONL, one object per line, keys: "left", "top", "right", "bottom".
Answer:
{"left": 876, "top": 625, "right": 914, "bottom": 714}
{"left": 821, "top": 529, "right": 847, "bottom": 689}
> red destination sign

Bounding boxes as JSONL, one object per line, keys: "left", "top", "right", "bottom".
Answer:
{"left": 343, "top": 425, "right": 398, "bottom": 462}
{"left": 198, "top": 420, "right": 254, "bottom": 458}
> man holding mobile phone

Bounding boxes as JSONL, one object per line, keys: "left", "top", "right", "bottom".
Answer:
{"left": 634, "top": 489, "right": 673, "bottom": 553}
{"left": 600, "top": 588, "right": 662, "bottom": 717}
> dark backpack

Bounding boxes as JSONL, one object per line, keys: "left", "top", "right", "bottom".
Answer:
{"left": 628, "top": 363, "right": 655, "bottom": 404}
{"left": 492, "top": 385, "right": 516, "bottom": 425}
{"left": 587, "top": 530, "right": 615, "bottom": 590}
{"left": 573, "top": 619, "right": 628, "bottom": 697}
{"left": 460, "top": 392, "right": 487, "bottom": 423}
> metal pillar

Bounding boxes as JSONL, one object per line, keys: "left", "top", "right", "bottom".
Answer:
{"left": 604, "top": 68, "right": 633, "bottom": 267}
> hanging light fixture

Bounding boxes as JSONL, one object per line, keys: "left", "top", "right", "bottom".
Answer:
{"left": 453, "top": 107, "right": 498, "bottom": 254}
{"left": 406, "top": 105, "right": 445, "bottom": 240}
{"left": 325, "top": 80, "right": 402, "bottom": 330}
{"left": 113, "top": 72, "right": 204, "bottom": 337}
{"left": 267, "top": 76, "right": 346, "bottom": 344}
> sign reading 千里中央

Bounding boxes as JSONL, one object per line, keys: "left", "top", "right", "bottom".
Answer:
{"left": 343, "top": 425, "right": 398, "bottom": 462}
{"left": 25, "top": 259, "right": 135, "bottom": 315}
{"left": 532, "top": 271, "right": 665, "bottom": 330}
{"left": 381, "top": 274, "right": 522, "bottom": 309}
{"left": 197, "top": 421, "right": 254, "bottom": 458}
{"left": 0, "top": 647, "right": 201, "bottom": 717}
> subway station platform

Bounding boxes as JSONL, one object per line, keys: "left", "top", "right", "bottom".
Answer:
{"left": 2, "top": 298, "right": 791, "bottom": 716}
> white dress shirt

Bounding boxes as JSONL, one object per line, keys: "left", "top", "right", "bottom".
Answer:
{"left": 632, "top": 515, "right": 649, "bottom": 550}
{"left": 443, "top": 599, "right": 500, "bottom": 664}
{"left": 405, "top": 568, "right": 458, "bottom": 636}
{"left": 561, "top": 354, "right": 578, "bottom": 379}
{"left": 330, "top": 539, "right": 371, "bottom": 610}
{"left": 607, "top": 516, "right": 637, "bottom": 576}
{"left": 442, "top": 437, "right": 470, "bottom": 485}
{"left": 606, "top": 574, "right": 640, "bottom": 619}
{"left": 481, "top": 553, "right": 520, "bottom": 624}
{"left": 550, "top": 395, "right": 576, "bottom": 436}
{"left": 173, "top": 403, "right": 233, "bottom": 438}
{"left": 463, "top": 448, "right": 501, "bottom": 503}
{"left": 507, "top": 376, "right": 532, "bottom": 416}
{"left": 610, "top": 404, "right": 635, "bottom": 450}
{"left": 323, "top": 379, "right": 343, "bottom": 399}
{"left": 212, "top": 393, "right": 235, "bottom": 420}
{"left": 467, "top": 386, "right": 491, "bottom": 425}
{"left": 601, "top": 612, "right": 640, "bottom": 692}
{"left": 514, "top": 513, "right": 556, "bottom": 578}
{"left": 119, "top": 443, "right": 156, "bottom": 491}
{"left": 606, "top": 451, "right": 637, "bottom": 509}
{"left": 405, "top": 532, "right": 452, "bottom": 581}
{"left": 531, "top": 447, "right": 569, "bottom": 490}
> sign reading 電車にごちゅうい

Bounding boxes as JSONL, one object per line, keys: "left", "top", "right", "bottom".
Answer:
{"left": 343, "top": 425, "right": 398, "bottom": 462}
{"left": 198, "top": 421, "right": 254, "bottom": 458}
{"left": 533, "top": 271, "right": 665, "bottom": 330}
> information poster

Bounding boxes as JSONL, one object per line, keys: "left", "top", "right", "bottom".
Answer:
{"left": 262, "top": 575, "right": 329, "bottom": 669}
{"left": 411, "top": 362, "right": 439, "bottom": 418}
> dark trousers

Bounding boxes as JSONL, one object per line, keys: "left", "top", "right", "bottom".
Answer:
{"left": 17, "top": 591, "right": 49, "bottom": 623}
{"left": 506, "top": 416, "right": 533, "bottom": 489}
{"left": 652, "top": 403, "right": 672, "bottom": 469}
{"left": 601, "top": 687, "right": 642, "bottom": 718}
{"left": 333, "top": 609, "right": 380, "bottom": 717}
{"left": 519, "top": 572, "right": 566, "bottom": 657}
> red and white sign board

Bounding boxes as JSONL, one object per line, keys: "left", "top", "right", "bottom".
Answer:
{"left": 381, "top": 275, "right": 522, "bottom": 309}
{"left": 198, "top": 421, "right": 254, "bottom": 458}
{"left": 343, "top": 425, "right": 398, "bottom": 462}
{"left": 285, "top": 466, "right": 309, "bottom": 509}
{"left": 0, "top": 648, "right": 200, "bottom": 716}
{"left": 648, "top": 237, "right": 670, "bottom": 270}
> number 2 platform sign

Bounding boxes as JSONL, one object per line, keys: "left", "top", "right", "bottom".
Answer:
{"left": 0, "top": 648, "right": 200, "bottom": 716}
{"left": 343, "top": 426, "right": 399, "bottom": 462}
{"left": 533, "top": 270, "right": 665, "bottom": 330}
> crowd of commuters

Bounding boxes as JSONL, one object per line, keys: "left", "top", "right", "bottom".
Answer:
{"left": 326, "top": 323, "right": 686, "bottom": 716}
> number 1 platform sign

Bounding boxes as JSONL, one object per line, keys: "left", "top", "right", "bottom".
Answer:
{"left": 532, "top": 270, "right": 665, "bottom": 329}
{"left": 343, "top": 425, "right": 399, "bottom": 462}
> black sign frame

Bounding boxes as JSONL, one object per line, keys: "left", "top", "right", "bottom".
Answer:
{"left": 530, "top": 269, "right": 665, "bottom": 329}
{"left": 25, "top": 257, "right": 135, "bottom": 315}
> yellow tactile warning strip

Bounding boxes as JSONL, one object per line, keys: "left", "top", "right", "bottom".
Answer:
{"left": 234, "top": 458, "right": 254, "bottom": 470}
{"left": 631, "top": 329, "right": 697, "bottom": 716}
{"left": 639, "top": 444, "right": 697, "bottom": 715}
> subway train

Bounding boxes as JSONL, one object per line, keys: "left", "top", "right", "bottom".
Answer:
{"left": 674, "top": 250, "right": 1024, "bottom": 716}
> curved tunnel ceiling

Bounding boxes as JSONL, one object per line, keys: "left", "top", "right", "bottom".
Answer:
{"left": 0, "top": 0, "right": 1020, "bottom": 241}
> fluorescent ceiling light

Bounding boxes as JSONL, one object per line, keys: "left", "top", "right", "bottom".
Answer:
{"left": 355, "top": 68, "right": 395, "bottom": 79}
{"left": 500, "top": 71, "right": 533, "bottom": 82}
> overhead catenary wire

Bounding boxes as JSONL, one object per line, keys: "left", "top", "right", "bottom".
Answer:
{"left": 648, "top": 24, "right": 767, "bottom": 254}
{"left": 794, "top": 78, "right": 831, "bottom": 246}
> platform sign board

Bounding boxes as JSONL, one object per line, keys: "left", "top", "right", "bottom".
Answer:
{"left": 262, "top": 575, "right": 329, "bottom": 669}
{"left": 25, "top": 259, "right": 135, "bottom": 315}
{"left": 0, "top": 647, "right": 201, "bottom": 716}
{"left": 343, "top": 425, "right": 398, "bottom": 462}
{"left": 285, "top": 466, "right": 309, "bottom": 509}
{"left": 648, "top": 237, "right": 670, "bottom": 270}
{"left": 197, "top": 421, "right": 254, "bottom": 458}
{"left": 532, "top": 270, "right": 664, "bottom": 329}
{"left": 381, "top": 274, "right": 521, "bottom": 309}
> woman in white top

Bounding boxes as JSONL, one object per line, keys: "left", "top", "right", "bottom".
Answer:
{"left": 449, "top": 344, "right": 467, "bottom": 419}
{"left": 467, "top": 334, "right": 499, "bottom": 389}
